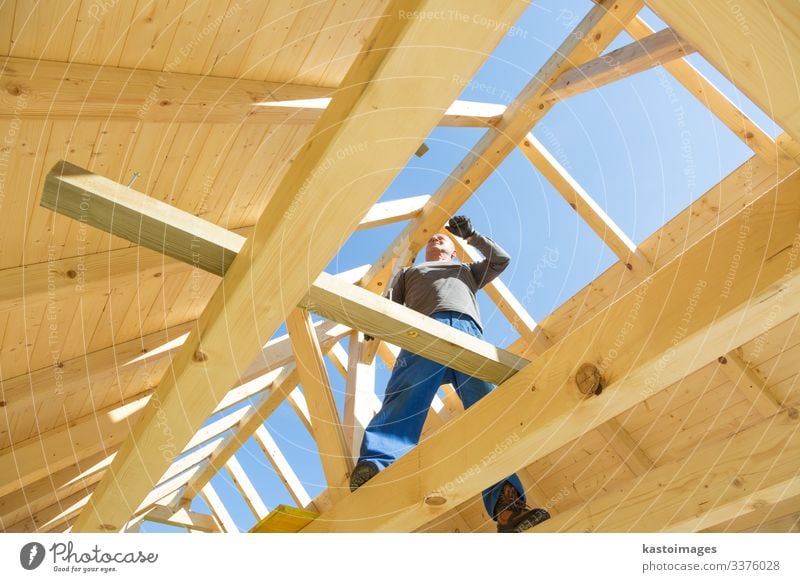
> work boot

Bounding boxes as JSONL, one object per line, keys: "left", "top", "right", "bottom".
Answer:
{"left": 349, "top": 461, "right": 379, "bottom": 492}
{"left": 494, "top": 482, "right": 551, "bottom": 533}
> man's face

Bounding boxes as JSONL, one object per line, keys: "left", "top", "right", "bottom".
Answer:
{"left": 425, "top": 233, "right": 456, "bottom": 262}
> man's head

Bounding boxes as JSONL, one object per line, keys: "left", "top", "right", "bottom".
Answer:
{"left": 425, "top": 233, "right": 457, "bottom": 262}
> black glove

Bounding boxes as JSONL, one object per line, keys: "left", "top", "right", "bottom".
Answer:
{"left": 445, "top": 215, "right": 475, "bottom": 239}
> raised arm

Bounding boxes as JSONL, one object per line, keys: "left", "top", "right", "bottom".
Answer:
{"left": 466, "top": 232, "right": 510, "bottom": 289}
{"left": 445, "top": 215, "right": 510, "bottom": 289}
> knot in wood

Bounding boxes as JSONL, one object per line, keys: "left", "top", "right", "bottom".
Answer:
{"left": 576, "top": 363, "right": 603, "bottom": 396}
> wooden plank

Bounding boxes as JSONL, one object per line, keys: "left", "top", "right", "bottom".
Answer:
{"left": 287, "top": 388, "right": 314, "bottom": 434}
{"left": 40, "top": 163, "right": 526, "bottom": 384}
{"left": 200, "top": 483, "right": 238, "bottom": 533}
{"left": 180, "top": 366, "right": 300, "bottom": 501}
{"left": 70, "top": 0, "right": 531, "bottom": 533}
{"left": 719, "top": 351, "right": 783, "bottom": 418}
{"left": 0, "top": 394, "right": 149, "bottom": 498}
{"left": 42, "top": 160, "right": 244, "bottom": 277}
{"left": 287, "top": 309, "right": 351, "bottom": 499}
{"left": 251, "top": 504, "right": 319, "bottom": 533}
{"left": 5, "top": 490, "right": 92, "bottom": 533}
{"left": 623, "top": 16, "right": 797, "bottom": 172}
{"left": 253, "top": 426, "right": 312, "bottom": 510}
{"left": 543, "top": 27, "right": 694, "bottom": 101}
{"left": 0, "top": 57, "right": 505, "bottom": 128}
{"left": 0, "top": 452, "right": 112, "bottom": 531}
{"left": 301, "top": 169, "right": 800, "bottom": 532}
{"left": 303, "top": 273, "right": 528, "bottom": 384}
{"left": 701, "top": 492, "right": 800, "bottom": 533}
{"left": 143, "top": 505, "right": 218, "bottom": 533}
{"left": 357, "top": 195, "right": 430, "bottom": 229}
{"left": 535, "top": 412, "right": 800, "bottom": 532}
{"left": 519, "top": 133, "right": 652, "bottom": 273}
{"left": 645, "top": 0, "right": 800, "bottom": 144}
{"left": 224, "top": 456, "right": 269, "bottom": 520}
{"left": 344, "top": 331, "right": 377, "bottom": 460}
{"left": 360, "top": 0, "right": 645, "bottom": 292}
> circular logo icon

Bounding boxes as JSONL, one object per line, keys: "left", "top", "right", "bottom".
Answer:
{"left": 20, "top": 542, "right": 46, "bottom": 570}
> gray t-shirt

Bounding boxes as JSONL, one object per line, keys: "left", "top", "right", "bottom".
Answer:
{"left": 388, "top": 232, "right": 510, "bottom": 331}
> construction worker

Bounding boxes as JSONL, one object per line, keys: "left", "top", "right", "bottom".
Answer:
{"left": 350, "top": 215, "right": 550, "bottom": 533}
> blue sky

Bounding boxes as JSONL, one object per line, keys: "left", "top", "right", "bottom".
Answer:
{"left": 140, "top": 0, "right": 779, "bottom": 532}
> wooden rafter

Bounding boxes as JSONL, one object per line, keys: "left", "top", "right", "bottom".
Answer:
{"left": 180, "top": 366, "right": 300, "bottom": 502}
{"left": 225, "top": 456, "right": 269, "bottom": 520}
{"left": 302, "top": 169, "right": 800, "bottom": 532}
{"left": 535, "top": 412, "right": 800, "bottom": 532}
{"left": 42, "top": 162, "right": 528, "bottom": 384}
{"left": 623, "top": 16, "right": 798, "bottom": 173}
{"left": 518, "top": 133, "right": 652, "bottom": 273}
{"left": 253, "top": 426, "right": 313, "bottom": 510}
{"left": 286, "top": 310, "right": 351, "bottom": 499}
{"left": 360, "top": 0, "right": 646, "bottom": 293}
{"left": 644, "top": 0, "right": 800, "bottom": 143}
{"left": 70, "top": 2, "right": 529, "bottom": 531}
{"left": 142, "top": 505, "right": 219, "bottom": 533}
{"left": 542, "top": 27, "right": 694, "bottom": 101}
{"left": 200, "top": 484, "right": 238, "bottom": 533}
{"left": 0, "top": 57, "right": 504, "bottom": 128}
{"left": 343, "top": 331, "right": 378, "bottom": 460}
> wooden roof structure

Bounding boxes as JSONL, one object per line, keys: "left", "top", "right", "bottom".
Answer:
{"left": 1, "top": 0, "right": 799, "bottom": 534}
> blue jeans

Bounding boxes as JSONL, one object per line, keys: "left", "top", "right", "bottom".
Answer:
{"left": 357, "top": 310, "right": 526, "bottom": 519}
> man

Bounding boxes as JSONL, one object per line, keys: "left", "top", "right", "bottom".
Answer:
{"left": 349, "top": 215, "right": 550, "bottom": 533}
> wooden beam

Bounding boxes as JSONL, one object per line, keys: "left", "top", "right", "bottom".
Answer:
{"left": 224, "top": 456, "right": 269, "bottom": 520}
{"left": 719, "top": 351, "right": 783, "bottom": 418}
{"left": 360, "top": 0, "right": 645, "bottom": 292}
{"left": 253, "top": 426, "right": 313, "bottom": 510}
{"left": 326, "top": 343, "right": 350, "bottom": 377}
{"left": 0, "top": 56, "right": 330, "bottom": 124}
{"left": 358, "top": 195, "right": 430, "bottom": 229}
{"left": 344, "top": 331, "right": 378, "bottom": 460}
{"left": 200, "top": 484, "right": 238, "bottom": 533}
{"left": 286, "top": 309, "right": 352, "bottom": 499}
{"left": 42, "top": 160, "right": 245, "bottom": 277}
{"left": 302, "top": 169, "right": 800, "bottom": 532}
{"left": 534, "top": 412, "right": 800, "bottom": 532}
{"left": 0, "top": 57, "right": 505, "bottom": 127}
{"left": 286, "top": 388, "right": 314, "bottom": 434}
{"left": 181, "top": 367, "right": 300, "bottom": 501}
{"left": 543, "top": 27, "right": 694, "bottom": 101}
{"left": 69, "top": 1, "right": 556, "bottom": 533}
{"left": 623, "top": 16, "right": 797, "bottom": 173}
{"left": 143, "top": 505, "right": 219, "bottom": 533}
{"left": 519, "top": 133, "right": 652, "bottom": 273}
{"left": 644, "top": 1, "right": 800, "bottom": 143}
{"left": 304, "top": 273, "right": 528, "bottom": 384}
{"left": 41, "top": 163, "right": 527, "bottom": 385}
{"left": 701, "top": 489, "right": 800, "bottom": 533}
